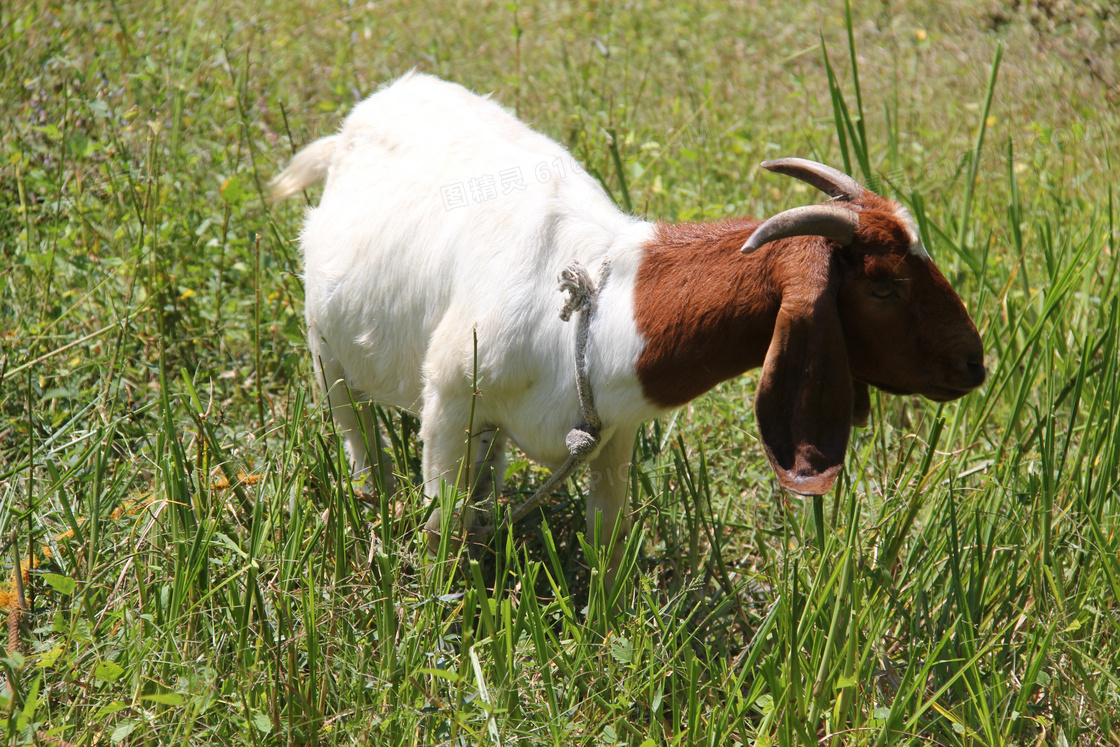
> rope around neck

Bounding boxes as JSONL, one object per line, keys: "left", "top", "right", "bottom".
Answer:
{"left": 484, "top": 257, "right": 612, "bottom": 530}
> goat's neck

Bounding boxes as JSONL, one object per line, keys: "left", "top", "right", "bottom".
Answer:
{"left": 633, "top": 218, "right": 784, "bottom": 409}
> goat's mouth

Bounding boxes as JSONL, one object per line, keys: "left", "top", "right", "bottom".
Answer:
{"left": 921, "top": 374, "right": 986, "bottom": 401}
{"left": 929, "top": 361, "right": 987, "bottom": 400}
{"left": 857, "top": 356, "right": 986, "bottom": 402}
{"left": 923, "top": 386, "right": 978, "bottom": 402}
{"left": 860, "top": 378, "right": 983, "bottom": 402}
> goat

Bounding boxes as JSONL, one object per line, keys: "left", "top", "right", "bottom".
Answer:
{"left": 270, "top": 72, "right": 985, "bottom": 585}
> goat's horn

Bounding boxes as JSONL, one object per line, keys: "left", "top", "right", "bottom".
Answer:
{"left": 761, "top": 158, "right": 865, "bottom": 201}
{"left": 741, "top": 205, "right": 860, "bottom": 254}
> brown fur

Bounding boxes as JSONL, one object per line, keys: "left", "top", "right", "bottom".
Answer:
{"left": 633, "top": 193, "right": 984, "bottom": 495}
{"left": 634, "top": 218, "right": 776, "bottom": 408}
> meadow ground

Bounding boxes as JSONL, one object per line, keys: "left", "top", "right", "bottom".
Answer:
{"left": 2, "top": 0, "right": 1119, "bottom": 744}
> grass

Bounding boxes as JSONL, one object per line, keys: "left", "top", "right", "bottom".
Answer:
{"left": 2, "top": 0, "right": 1119, "bottom": 744}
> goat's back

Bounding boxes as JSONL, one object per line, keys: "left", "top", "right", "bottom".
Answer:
{"left": 282, "top": 72, "right": 649, "bottom": 424}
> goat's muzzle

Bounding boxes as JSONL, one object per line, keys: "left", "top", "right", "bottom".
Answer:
{"left": 924, "top": 352, "right": 987, "bottom": 401}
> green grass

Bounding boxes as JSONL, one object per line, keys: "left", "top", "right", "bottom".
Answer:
{"left": 2, "top": 0, "right": 1120, "bottom": 744}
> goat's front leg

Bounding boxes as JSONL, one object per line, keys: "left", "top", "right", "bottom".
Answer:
{"left": 468, "top": 428, "right": 507, "bottom": 506}
{"left": 585, "top": 427, "right": 637, "bottom": 591}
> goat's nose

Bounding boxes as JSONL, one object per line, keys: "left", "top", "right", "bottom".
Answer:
{"left": 964, "top": 358, "right": 986, "bottom": 388}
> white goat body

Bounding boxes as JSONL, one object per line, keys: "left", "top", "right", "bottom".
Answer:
{"left": 275, "top": 73, "right": 660, "bottom": 563}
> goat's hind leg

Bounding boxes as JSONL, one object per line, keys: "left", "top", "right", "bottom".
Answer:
{"left": 312, "top": 334, "right": 396, "bottom": 494}
{"left": 348, "top": 399, "right": 398, "bottom": 495}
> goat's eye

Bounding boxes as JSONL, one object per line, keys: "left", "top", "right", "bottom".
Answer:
{"left": 869, "top": 283, "right": 896, "bottom": 299}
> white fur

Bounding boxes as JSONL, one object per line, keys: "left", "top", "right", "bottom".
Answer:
{"left": 273, "top": 72, "right": 661, "bottom": 573}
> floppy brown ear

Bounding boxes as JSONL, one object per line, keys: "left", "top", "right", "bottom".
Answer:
{"left": 755, "top": 288, "right": 854, "bottom": 496}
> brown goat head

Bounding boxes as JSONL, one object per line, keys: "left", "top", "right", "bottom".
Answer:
{"left": 742, "top": 158, "right": 985, "bottom": 495}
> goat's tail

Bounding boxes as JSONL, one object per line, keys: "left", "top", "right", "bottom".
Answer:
{"left": 269, "top": 135, "right": 338, "bottom": 202}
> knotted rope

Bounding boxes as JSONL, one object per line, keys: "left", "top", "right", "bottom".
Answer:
{"left": 485, "top": 258, "right": 612, "bottom": 530}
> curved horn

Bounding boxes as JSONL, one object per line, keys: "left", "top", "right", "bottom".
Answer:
{"left": 761, "top": 158, "right": 865, "bottom": 201}
{"left": 740, "top": 205, "right": 860, "bottom": 254}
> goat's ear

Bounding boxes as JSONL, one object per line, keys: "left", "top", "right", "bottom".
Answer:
{"left": 755, "top": 290, "right": 853, "bottom": 496}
